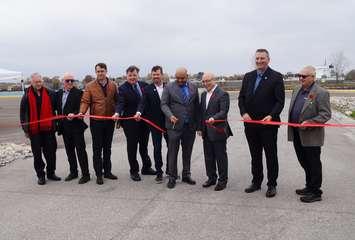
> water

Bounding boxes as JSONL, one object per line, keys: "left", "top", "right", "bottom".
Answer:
{"left": 0, "top": 91, "right": 23, "bottom": 97}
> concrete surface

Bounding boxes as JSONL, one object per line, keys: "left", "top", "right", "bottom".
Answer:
{"left": 0, "top": 97, "right": 354, "bottom": 240}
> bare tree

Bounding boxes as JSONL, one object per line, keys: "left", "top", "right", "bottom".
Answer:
{"left": 331, "top": 51, "right": 349, "bottom": 82}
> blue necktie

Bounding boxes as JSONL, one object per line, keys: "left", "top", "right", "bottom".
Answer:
{"left": 181, "top": 85, "right": 189, "bottom": 103}
{"left": 253, "top": 73, "right": 263, "bottom": 94}
{"left": 133, "top": 84, "right": 142, "bottom": 98}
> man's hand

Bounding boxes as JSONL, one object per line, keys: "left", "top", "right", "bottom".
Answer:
{"left": 112, "top": 113, "right": 119, "bottom": 120}
{"left": 77, "top": 112, "right": 84, "bottom": 119}
{"left": 206, "top": 117, "right": 215, "bottom": 124}
{"left": 300, "top": 120, "right": 312, "bottom": 130}
{"left": 170, "top": 116, "right": 178, "bottom": 129}
{"left": 242, "top": 113, "right": 252, "bottom": 121}
{"left": 67, "top": 113, "right": 75, "bottom": 120}
{"left": 261, "top": 115, "right": 272, "bottom": 122}
{"left": 134, "top": 112, "right": 141, "bottom": 122}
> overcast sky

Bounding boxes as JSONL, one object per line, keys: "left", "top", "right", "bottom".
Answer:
{"left": 1, "top": 0, "right": 354, "bottom": 78}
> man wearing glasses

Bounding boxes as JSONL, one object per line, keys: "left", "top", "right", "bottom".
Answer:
{"left": 80, "top": 63, "right": 118, "bottom": 185}
{"left": 288, "top": 66, "right": 331, "bottom": 203}
{"left": 56, "top": 73, "right": 90, "bottom": 184}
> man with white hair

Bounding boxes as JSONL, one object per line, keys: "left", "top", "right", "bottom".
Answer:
{"left": 288, "top": 66, "right": 331, "bottom": 203}
{"left": 56, "top": 73, "right": 90, "bottom": 184}
{"left": 20, "top": 73, "right": 61, "bottom": 185}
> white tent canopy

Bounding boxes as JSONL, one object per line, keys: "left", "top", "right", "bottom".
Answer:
{"left": 0, "top": 68, "right": 22, "bottom": 83}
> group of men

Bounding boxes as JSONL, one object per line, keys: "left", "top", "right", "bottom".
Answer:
{"left": 20, "top": 48, "right": 331, "bottom": 203}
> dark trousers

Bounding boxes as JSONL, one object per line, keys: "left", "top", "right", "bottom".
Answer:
{"left": 150, "top": 128, "right": 168, "bottom": 174}
{"left": 90, "top": 120, "right": 115, "bottom": 177}
{"left": 62, "top": 130, "right": 89, "bottom": 176}
{"left": 203, "top": 138, "right": 228, "bottom": 183}
{"left": 292, "top": 128, "right": 322, "bottom": 195}
{"left": 167, "top": 124, "right": 196, "bottom": 179}
{"left": 29, "top": 131, "right": 57, "bottom": 178}
{"left": 122, "top": 122, "right": 152, "bottom": 174}
{"left": 245, "top": 126, "right": 279, "bottom": 187}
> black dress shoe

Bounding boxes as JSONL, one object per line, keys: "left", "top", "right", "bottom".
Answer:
{"left": 155, "top": 173, "right": 163, "bottom": 183}
{"left": 37, "top": 177, "right": 46, "bottom": 185}
{"left": 295, "top": 187, "right": 312, "bottom": 196}
{"left": 167, "top": 178, "right": 176, "bottom": 189}
{"left": 141, "top": 168, "right": 157, "bottom": 175}
{"left": 65, "top": 173, "right": 78, "bottom": 182}
{"left": 130, "top": 173, "right": 142, "bottom": 181}
{"left": 47, "top": 174, "right": 61, "bottom": 181}
{"left": 182, "top": 176, "right": 196, "bottom": 185}
{"left": 244, "top": 184, "right": 261, "bottom": 193}
{"left": 96, "top": 176, "right": 104, "bottom": 185}
{"left": 202, "top": 179, "right": 217, "bottom": 188}
{"left": 104, "top": 173, "right": 118, "bottom": 180}
{"left": 266, "top": 186, "right": 277, "bottom": 198}
{"left": 78, "top": 175, "right": 90, "bottom": 184}
{"left": 300, "top": 194, "right": 322, "bottom": 203}
{"left": 214, "top": 182, "right": 227, "bottom": 191}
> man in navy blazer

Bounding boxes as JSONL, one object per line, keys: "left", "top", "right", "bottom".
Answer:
{"left": 137, "top": 66, "right": 168, "bottom": 183}
{"left": 198, "top": 73, "right": 233, "bottom": 191}
{"left": 56, "top": 73, "right": 90, "bottom": 184}
{"left": 114, "top": 65, "right": 155, "bottom": 181}
{"left": 238, "top": 49, "right": 285, "bottom": 198}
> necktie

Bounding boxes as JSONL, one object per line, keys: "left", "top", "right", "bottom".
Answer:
{"left": 181, "top": 85, "right": 189, "bottom": 103}
{"left": 133, "top": 84, "right": 141, "bottom": 97}
{"left": 253, "top": 73, "right": 263, "bottom": 94}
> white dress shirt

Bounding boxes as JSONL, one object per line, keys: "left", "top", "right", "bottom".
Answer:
{"left": 155, "top": 83, "right": 164, "bottom": 99}
{"left": 206, "top": 84, "right": 217, "bottom": 109}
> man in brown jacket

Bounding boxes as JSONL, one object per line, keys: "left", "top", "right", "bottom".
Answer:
{"left": 79, "top": 63, "right": 118, "bottom": 185}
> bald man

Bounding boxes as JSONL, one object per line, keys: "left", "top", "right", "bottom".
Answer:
{"left": 288, "top": 66, "right": 331, "bottom": 203}
{"left": 56, "top": 73, "right": 90, "bottom": 184}
{"left": 161, "top": 67, "right": 200, "bottom": 189}
{"left": 198, "top": 73, "right": 233, "bottom": 191}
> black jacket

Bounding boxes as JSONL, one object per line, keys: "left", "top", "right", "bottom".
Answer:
{"left": 20, "top": 86, "right": 57, "bottom": 135}
{"left": 137, "top": 83, "right": 166, "bottom": 130}
{"left": 238, "top": 67, "right": 285, "bottom": 124}
{"left": 199, "top": 86, "right": 233, "bottom": 141}
{"left": 56, "top": 87, "right": 88, "bottom": 135}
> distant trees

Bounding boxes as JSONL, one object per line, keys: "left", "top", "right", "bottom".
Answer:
{"left": 331, "top": 51, "right": 349, "bottom": 82}
{"left": 345, "top": 70, "right": 355, "bottom": 81}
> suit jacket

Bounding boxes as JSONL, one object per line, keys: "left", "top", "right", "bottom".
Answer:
{"left": 238, "top": 67, "right": 285, "bottom": 125}
{"left": 137, "top": 83, "right": 166, "bottom": 130}
{"left": 199, "top": 86, "right": 233, "bottom": 141}
{"left": 116, "top": 81, "right": 148, "bottom": 129}
{"left": 161, "top": 81, "right": 200, "bottom": 131}
{"left": 56, "top": 87, "right": 88, "bottom": 135}
{"left": 287, "top": 83, "right": 331, "bottom": 146}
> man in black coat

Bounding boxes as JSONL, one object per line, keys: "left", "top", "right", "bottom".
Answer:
{"left": 20, "top": 72, "right": 61, "bottom": 185}
{"left": 137, "top": 66, "right": 168, "bottom": 183}
{"left": 114, "top": 65, "right": 155, "bottom": 181}
{"left": 56, "top": 73, "right": 90, "bottom": 184}
{"left": 198, "top": 73, "right": 233, "bottom": 191}
{"left": 238, "top": 49, "right": 285, "bottom": 198}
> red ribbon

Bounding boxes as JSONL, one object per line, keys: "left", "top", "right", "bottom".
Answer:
{"left": 21, "top": 114, "right": 166, "bottom": 133}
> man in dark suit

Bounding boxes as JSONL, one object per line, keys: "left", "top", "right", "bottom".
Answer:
{"left": 288, "top": 66, "right": 331, "bottom": 203}
{"left": 198, "top": 73, "right": 233, "bottom": 191}
{"left": 56, "top": 73, "right": 90, "bottom": 184}
{"left": 238, "top": 49, "right": 285, "bottom": 197}
{"left": 161, "top": 67, "right": 200, "bottom": 189}
{"left": 114, "top": 65, "right": 155, "bottom": 181}
{"left": 137, "top": 66, "right": 168, "bottom": 183}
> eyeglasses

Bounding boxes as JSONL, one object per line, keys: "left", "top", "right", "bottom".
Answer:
{"left": 298, "top": 74, "right": 313, "bottom": 79}
{"left": 65, "top": 79, "right": 75, "bottom": 83}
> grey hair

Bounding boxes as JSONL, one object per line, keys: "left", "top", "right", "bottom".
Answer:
{"left": 30, "top": 72, "right": 42, "bottom": 79}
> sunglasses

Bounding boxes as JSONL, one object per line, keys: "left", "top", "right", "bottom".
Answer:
{"left": 298, "top": 74, "right": 313, "bottom": 79}
{"left": 65, "top": 79, "right": 75, "bottom": 83}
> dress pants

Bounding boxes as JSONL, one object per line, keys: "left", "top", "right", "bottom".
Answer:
{"left": 122, "top": 121, "right": 152, "bottom": 174}
{"left": 29, "top": 131, "right": 57, "bottom": 178}
{"left": 167, "top": 124, "right": 196, "bottom": 179}
{"left": 90, "top": 120, "right": 115, "bottom": 177}
{"left": 62, "top": 130, "right": 89, "bottom": 177}
{"left": 150, "top": 127, "right": 168, "bottom": 174}
{"left": 203, "top": 137, "right": 228, "bottom": 183}
{"left": 292, "top": 128, "right": 322, "bottom": 195}
{"left": 244, "top": 125, "right": 279, "bottom": 187}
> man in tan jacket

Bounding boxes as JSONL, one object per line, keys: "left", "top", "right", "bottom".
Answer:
{"left": 79, "top": 63, "right": 118, "bottom": 185}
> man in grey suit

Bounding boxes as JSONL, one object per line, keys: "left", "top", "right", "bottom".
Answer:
{"left": 161, "top": 67, "right": 200, "bottom": 189}
{"left": 198, "top": 73, "right": 233, "bottom": 191}
{"left": 288, "top": 66, "right": 331, "bottom": 203}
